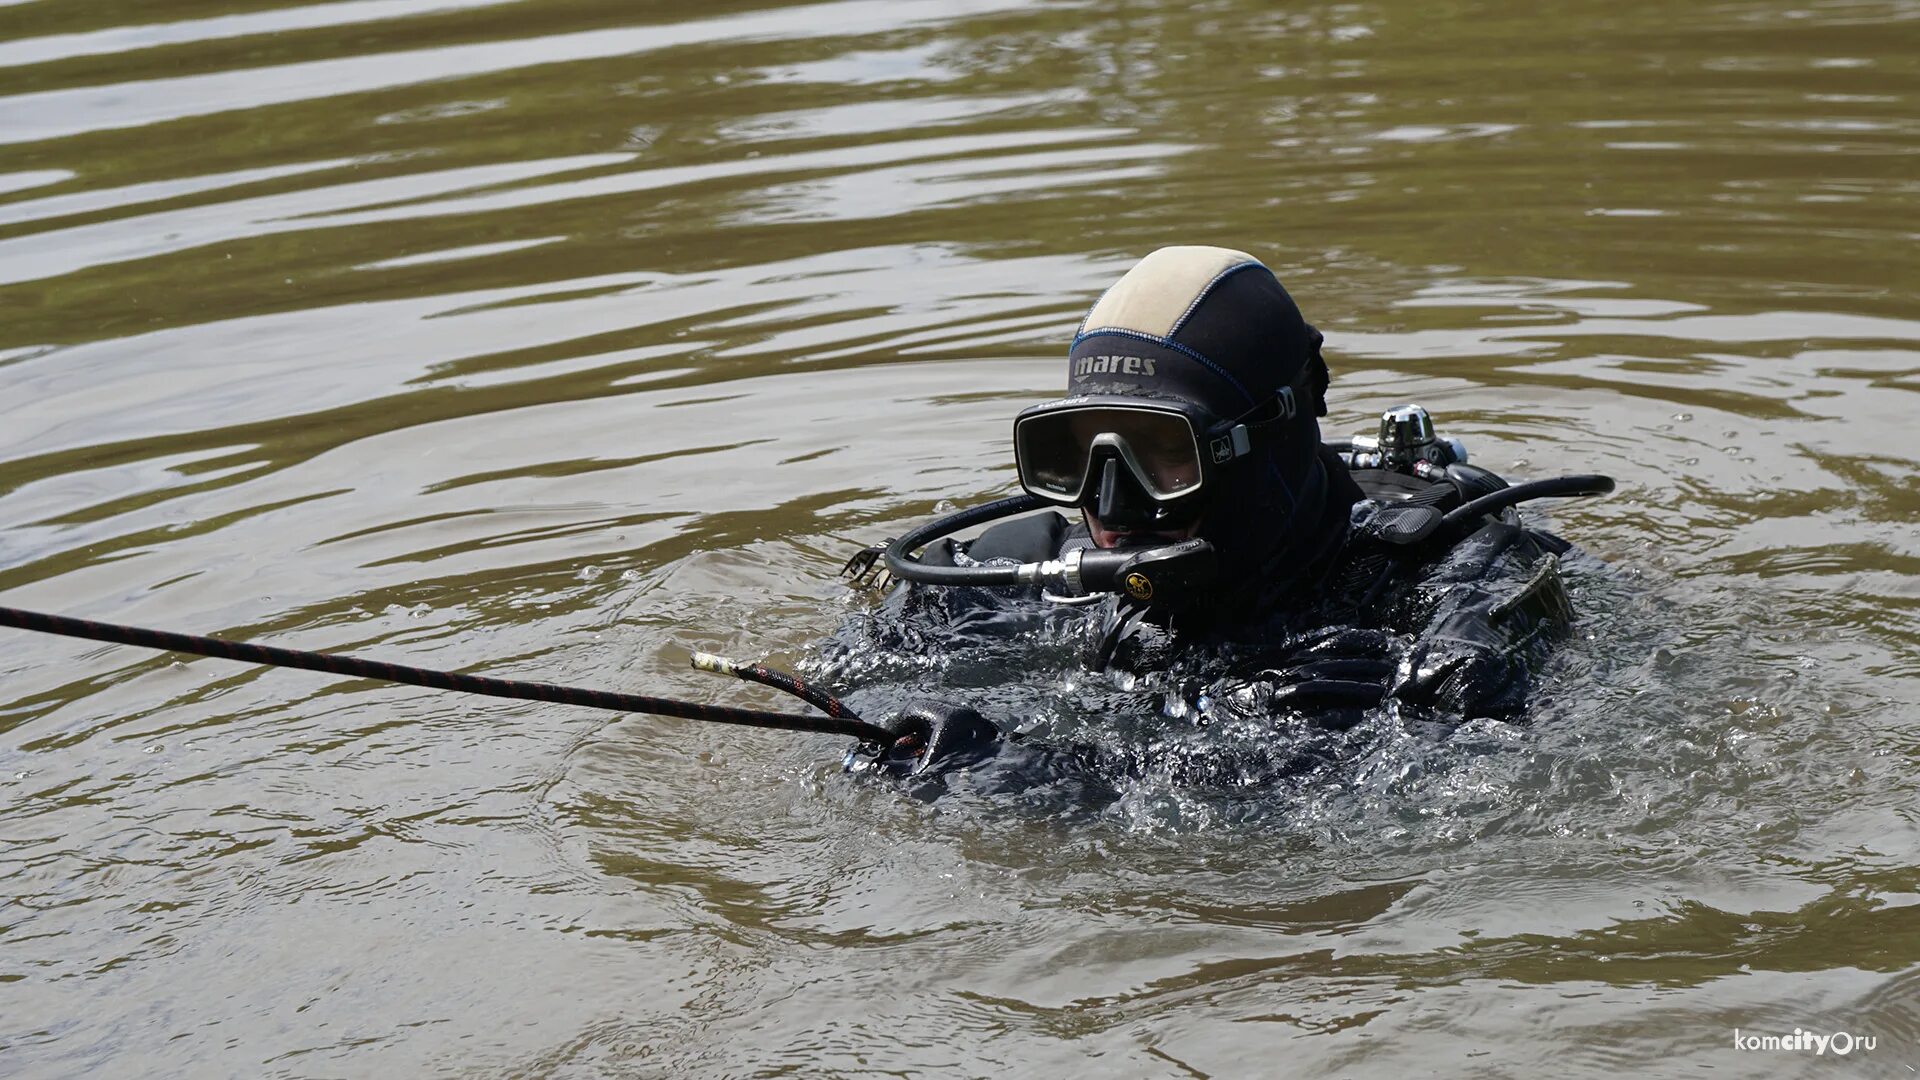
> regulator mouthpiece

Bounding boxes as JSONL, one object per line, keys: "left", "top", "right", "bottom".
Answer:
{"left": 1067, "top": 538, "right": 1218, "bottom": 605}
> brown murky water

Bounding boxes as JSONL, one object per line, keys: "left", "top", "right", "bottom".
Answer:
{"left": 2, "top": 0, "right": 1917, "bottom": 1075}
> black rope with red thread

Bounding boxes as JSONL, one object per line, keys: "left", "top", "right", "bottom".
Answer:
{"left": 689, "top": 652, "right": 855, "bottom": 718}
{"left": 0, "top": 605, "right": 892, "bottom": 745}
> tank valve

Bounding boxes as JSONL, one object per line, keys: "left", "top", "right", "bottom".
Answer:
{"left": 1379, "top": 404, "right": 1437, "bottom": 464}
{"left": 1346, "top": 404, "right": 1468, "bottom": 475}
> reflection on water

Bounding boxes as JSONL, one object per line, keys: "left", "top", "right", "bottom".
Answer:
{"left": 1, "top": 0, "right": 1917, "bottom": 1074}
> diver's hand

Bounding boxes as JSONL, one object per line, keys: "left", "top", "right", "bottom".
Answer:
{"left": 1392, "top": 639, "right": 1525, "bottom": 719}
{"left": 880, "top": 700, "right": 1001, "bottom": 775}
{"left": 1227, "top": 628, "right": 1395, "bottom": 715}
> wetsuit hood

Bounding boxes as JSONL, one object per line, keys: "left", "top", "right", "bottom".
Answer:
{"left": 1065, "top": 246, "right": 1362, "bottom": 613}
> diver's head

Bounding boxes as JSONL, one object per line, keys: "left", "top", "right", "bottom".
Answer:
{"left": 1014, "top": 246, "right": 1355, "bottom": 601}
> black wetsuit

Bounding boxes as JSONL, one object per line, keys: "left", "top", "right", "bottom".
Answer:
{"left": 843, "top": 455, "right": 1580, "bottom": 793}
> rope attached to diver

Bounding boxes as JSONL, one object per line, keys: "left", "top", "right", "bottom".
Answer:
{"left": 690, "top": 651, "right": 855, "bottom": 719}
{"left": 0, "top": 605, "right": 892, "bottom": 745}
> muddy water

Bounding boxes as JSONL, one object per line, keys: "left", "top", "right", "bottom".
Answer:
{"left": 2, "top": 0, "right": 1917, "bottom": 1075}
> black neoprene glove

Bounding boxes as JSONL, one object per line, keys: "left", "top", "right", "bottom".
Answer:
{"left": 877, "top": 700, "right": 1002, "bottom": 776}
{"left": 1392, "top": 638, "right": 1525, "bottom": 719}
{"left": 1223, "top": 627, "right": 1396, "bottom": 717}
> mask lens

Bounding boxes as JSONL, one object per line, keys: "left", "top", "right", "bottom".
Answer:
{"left": 1075, "top": 410, "right": 1200, "bottom": 497}
{"left": 1015, "top": 405, "right": 1201, "bottom": 502}
{"left": 1014, "top": 412, "right": 1093, "bottom": 499}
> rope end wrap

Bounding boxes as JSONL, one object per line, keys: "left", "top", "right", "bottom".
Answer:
{"left": 690, "top": 652, "right": 744, "bottom": 676}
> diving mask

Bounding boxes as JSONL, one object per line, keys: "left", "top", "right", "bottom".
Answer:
{"left": 1012, "top": 394, "right": 1290, "bottom": 529}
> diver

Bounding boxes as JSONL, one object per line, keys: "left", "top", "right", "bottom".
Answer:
{"left": 837, "top": 246, "right": 1611, "bottom": 789}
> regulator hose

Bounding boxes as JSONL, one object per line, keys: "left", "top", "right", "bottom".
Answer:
{"left": 881, "top": 493, "right": 1050, "bottom": 587}
{"left": 1439, "top": 473, "right": 1616, "bottom": 530}
{"left": 873, "top": 493, "right": 1218, "bottom": 604}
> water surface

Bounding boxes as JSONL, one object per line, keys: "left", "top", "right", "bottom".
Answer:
{"left": 2, "top": 0, "right": 1917, "bottom": 1075}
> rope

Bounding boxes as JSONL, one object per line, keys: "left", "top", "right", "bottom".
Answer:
{"left": 690, "top": 652, "right": 855, "bottom": 719}
{"left": 0, "top": 605, "right": 893, "bottom": 745}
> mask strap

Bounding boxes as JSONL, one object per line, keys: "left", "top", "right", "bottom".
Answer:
{"left": 1207, "top": 383, "right": 1301, "bottom": 464}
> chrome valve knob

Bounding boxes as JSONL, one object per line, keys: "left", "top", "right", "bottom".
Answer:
{"left": 1378, "top": 404, "right": 1437, "bottom": 463}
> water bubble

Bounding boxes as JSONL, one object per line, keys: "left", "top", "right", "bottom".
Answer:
{"left": 1673, "top": 412, "right": 1693, "bottom": 421}
{"left": 620, "top": 569, "right": 642, "bottom": 582}
{"left": 143, "top": 744, "right": 162, "bottom": 754}
{"left": 578, "top": 565, "right": 605, "bottom": 582}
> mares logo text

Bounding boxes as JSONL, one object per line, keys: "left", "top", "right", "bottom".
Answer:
{"left": 1074, "top": 355, "right": 1158, "bottom": 378}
